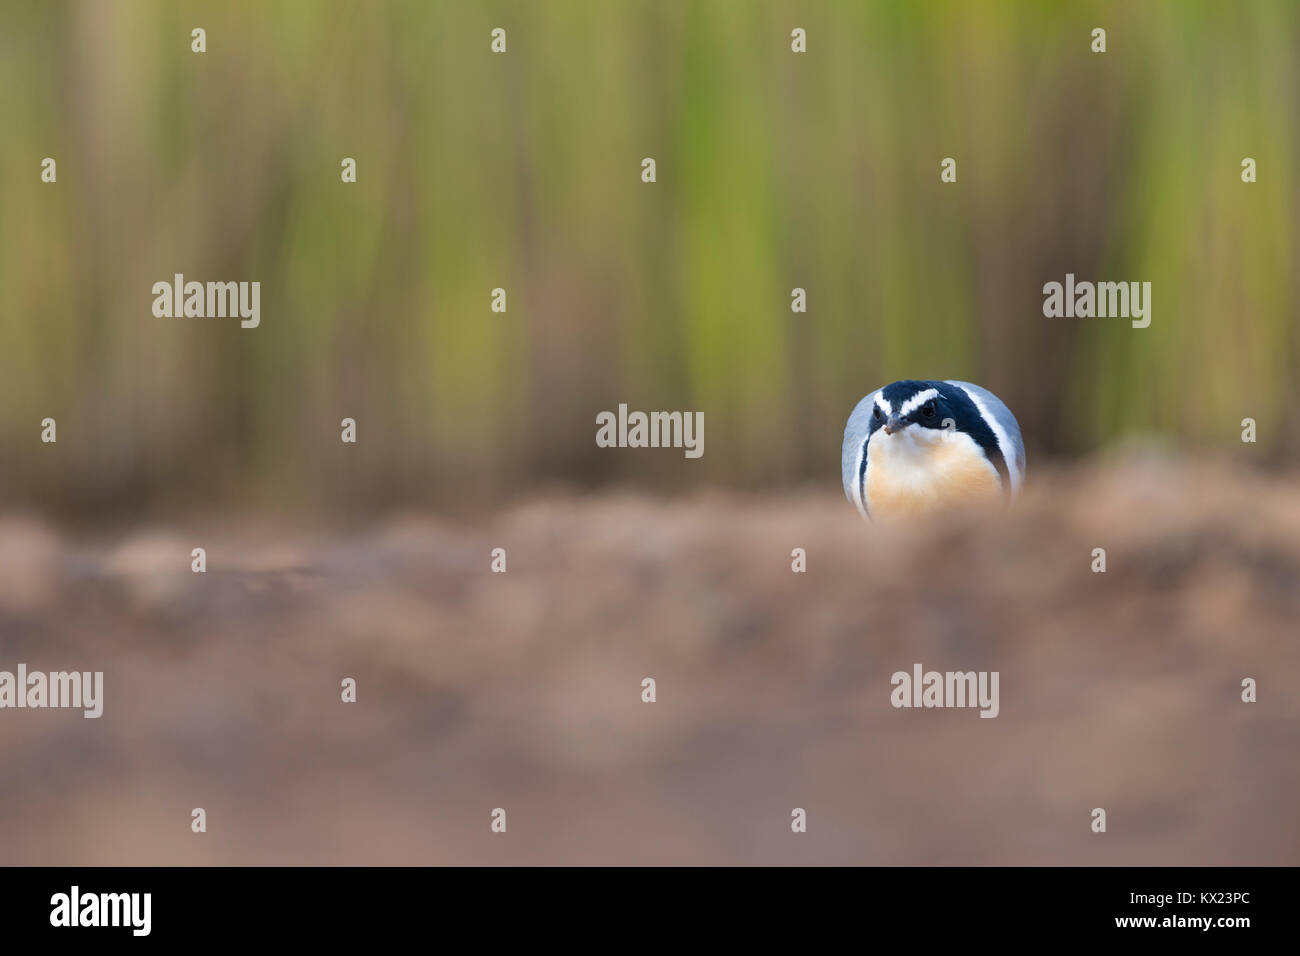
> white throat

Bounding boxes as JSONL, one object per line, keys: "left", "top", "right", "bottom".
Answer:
{"left": 864, "top": 425, "right": 1002, "bottom": 518}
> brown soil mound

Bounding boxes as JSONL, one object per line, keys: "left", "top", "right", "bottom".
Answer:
{"left": 1, "top": 454, "right": 1296, "bottom": 864}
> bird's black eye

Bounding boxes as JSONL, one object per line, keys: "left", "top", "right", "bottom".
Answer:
{"left": 873, "top": 407, "right": 882, "bottom": 421}
{"left": 921, "top": 401, "right": 936, "bottom": 418}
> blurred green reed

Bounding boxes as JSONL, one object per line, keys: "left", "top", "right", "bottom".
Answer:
{"left": 0, "top": 0, "right": 1296, "bottom": 516}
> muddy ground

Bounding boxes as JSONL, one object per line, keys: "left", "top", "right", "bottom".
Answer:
{"left": 0, "top": 452, "right": 1296, "bottom": 865}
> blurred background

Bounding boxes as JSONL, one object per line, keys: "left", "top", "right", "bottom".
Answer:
{"left": 0, "top": 1, "right": 1297, "bottom": 866}
{"left": 0, "top": 0, "right": 1297, "bottom": 518}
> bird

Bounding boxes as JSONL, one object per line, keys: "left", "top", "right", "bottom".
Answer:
{"left": 841, "top": 380, "right": 1025, "bottom": 521}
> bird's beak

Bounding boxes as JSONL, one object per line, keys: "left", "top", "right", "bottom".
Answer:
{"left": 884, "top": 414, "right": 902, "bottom": 435}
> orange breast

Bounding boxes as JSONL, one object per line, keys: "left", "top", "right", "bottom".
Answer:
{"left": 865, "top": 431, "right": 1002, "bottom": 520}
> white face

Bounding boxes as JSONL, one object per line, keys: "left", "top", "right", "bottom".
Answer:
{"left": 870, "top": 420, "right": 947, "bottom": 456}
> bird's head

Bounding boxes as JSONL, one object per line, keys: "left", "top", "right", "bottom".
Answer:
{"left": 872, "top": 381, "right": 954, "bottom": 439}
{"left": 843, "top": 378, "right": 1025, "bottom": 522}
